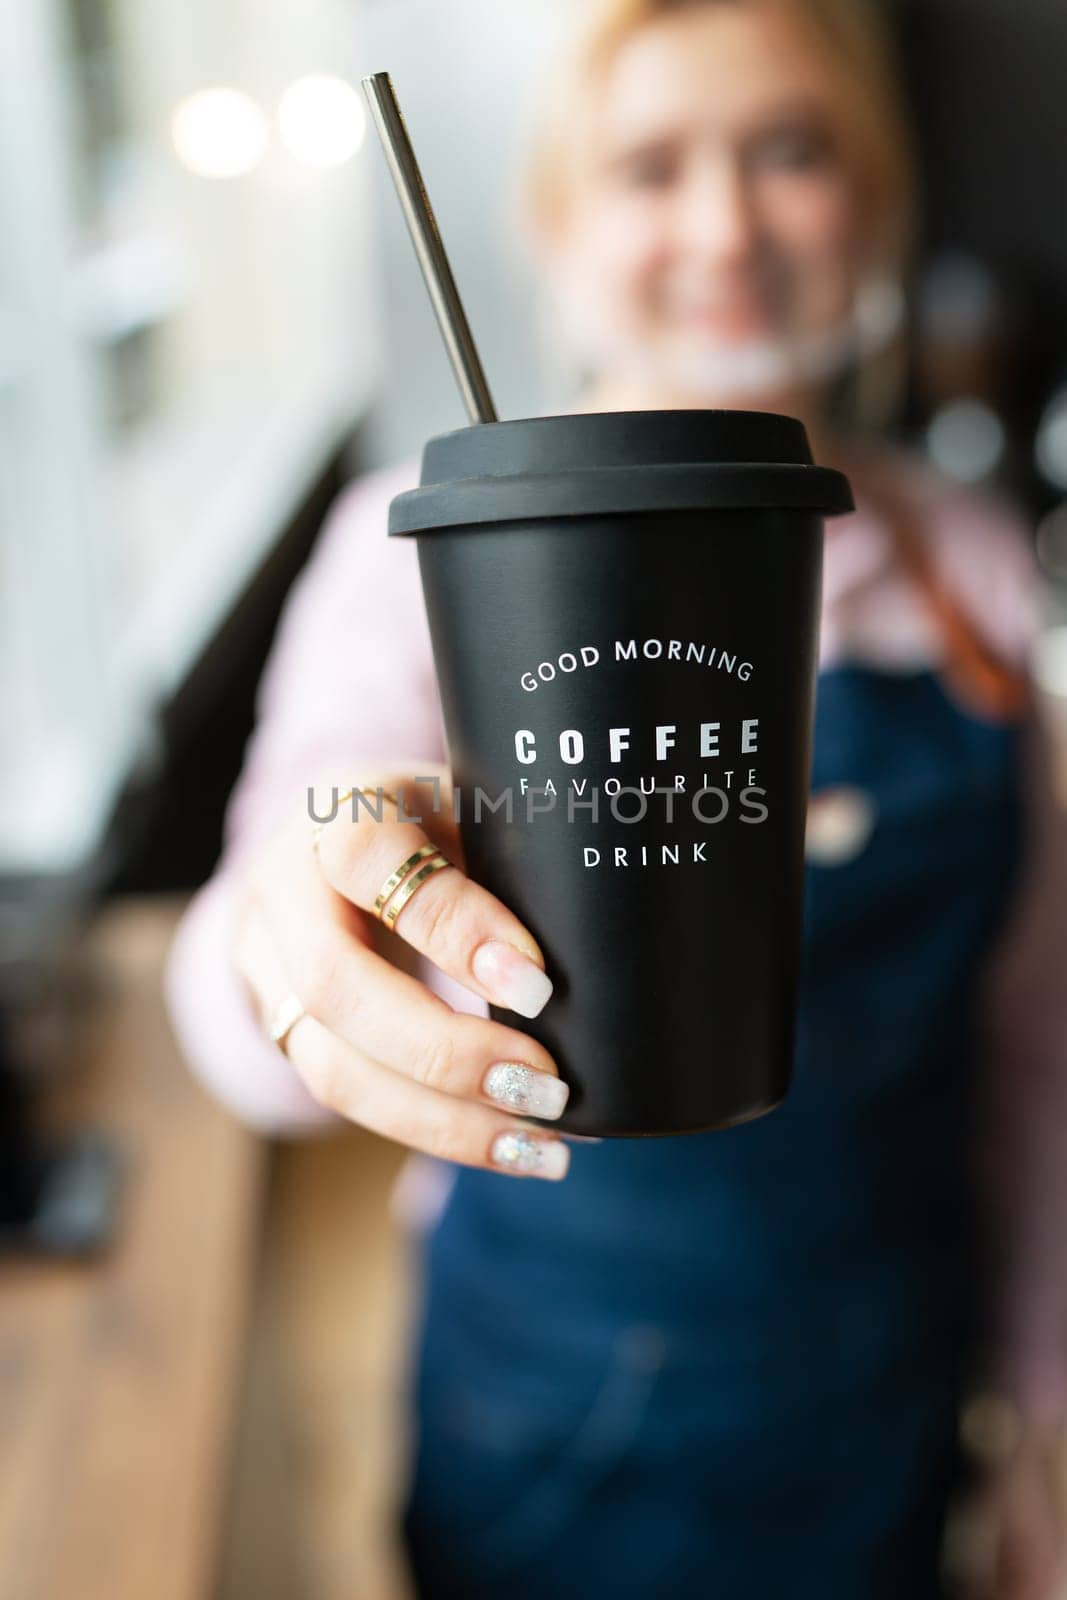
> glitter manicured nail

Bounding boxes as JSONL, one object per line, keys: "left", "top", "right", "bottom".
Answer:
{"left": 483, "top": 1061, "right": 570, "bottom": 1119}
{"left": 489, "top": 1128, "right": 570, "bottom": 1180}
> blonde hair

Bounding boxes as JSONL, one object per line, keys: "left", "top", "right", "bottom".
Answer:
{"left": 521, "top": 0, "right": 918, "bottom": 279}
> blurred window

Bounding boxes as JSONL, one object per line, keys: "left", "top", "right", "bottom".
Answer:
{"left": 1, "top": 0, "right": 380, "bottom": 871}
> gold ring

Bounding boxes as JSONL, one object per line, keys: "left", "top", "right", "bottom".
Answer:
{"left": 381, "top": 854, "right": 453, "bottom": 931}
{"left": 372, "top": 842, "right": 441, "bottom": 916}
{"left": 267, "top": 993, "right": 306, "bottom": 1057}
{"left": 311, "top": 786, "right": 401, "bottom": 857}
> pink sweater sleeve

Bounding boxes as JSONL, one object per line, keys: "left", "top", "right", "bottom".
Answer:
{"left": 915, "top": 477, "right": 1067, "bottom": 1419}
{"left": 977, "top": 706, "right": 1067, "bottom": 1421}
{"left": 162, "top": 459, "right": 482, "bottom": 1136}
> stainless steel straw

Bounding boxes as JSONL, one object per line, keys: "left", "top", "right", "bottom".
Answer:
{"left": 361, "top": 71, "right": 498, "bottom": 425}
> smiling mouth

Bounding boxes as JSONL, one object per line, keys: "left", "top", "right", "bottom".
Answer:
{"left": 675, "top": 304, "right": 773, "bottom": 338}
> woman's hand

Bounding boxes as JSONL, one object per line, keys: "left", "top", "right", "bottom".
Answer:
{"left": 232, "top": 766, "right": 574, "bottom": 1179}
{"left": 979, "top": 1430, "right": 1067, "bottom": 1600}
{"left": 947, "top": 1408, "right": 1067, "bottom": 1600}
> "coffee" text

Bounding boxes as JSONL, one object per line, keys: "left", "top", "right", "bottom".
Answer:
{"left": 514, "top": 720, "right": 759, "bottom": 766}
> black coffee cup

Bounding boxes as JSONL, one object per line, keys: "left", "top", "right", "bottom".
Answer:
{"left": 389, "top": 410, "right": 853, "bottom": 1137}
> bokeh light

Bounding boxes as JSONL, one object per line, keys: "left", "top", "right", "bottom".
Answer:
{"left": 1032, "top": 624, "right": 1067, "bottom": 698}
{"left": 277, "top": 75, "right": 366, "bottom": 169}
{"left": 171, "top": 87, "right": 269, "bottom": 180}
{"left": 1036, "top": 386, "right": 1067, "bottom": 493}
{"left": 926, "top": 398, "right": 1005, "bottom": 485}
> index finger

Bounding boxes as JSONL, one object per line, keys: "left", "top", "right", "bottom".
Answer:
{"left": 310, "top": 781, "right": 554, "bottom": 1020}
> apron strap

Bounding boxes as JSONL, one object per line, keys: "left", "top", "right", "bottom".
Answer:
{"left": 848, "top": 454, "right": 1032, "bottom": 723}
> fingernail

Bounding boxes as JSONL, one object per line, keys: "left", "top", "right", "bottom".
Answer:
{"left": 471, "top": 941, "right": 553, "bottom": 1018}
{"left": 483, "top": 1061, "right": 569, "bottom": 1119}
{"left": 489, "top": 1128, "right": 570, "bottom": 1180}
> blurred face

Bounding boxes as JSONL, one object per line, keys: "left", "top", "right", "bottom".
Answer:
{"left": 542, "top": 1, "right": 876, "bottom": 409}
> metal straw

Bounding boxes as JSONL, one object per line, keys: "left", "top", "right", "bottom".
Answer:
{"left": 361, "top": 71, "right": 498, "bottom": 425}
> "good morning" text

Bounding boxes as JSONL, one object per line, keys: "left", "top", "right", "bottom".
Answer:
{"left": 519, "top": 638, "right": 754, "bottom": 692}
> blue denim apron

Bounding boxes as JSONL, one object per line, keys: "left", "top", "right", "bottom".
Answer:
{"left": 399, "top": 663, "right": 1024, "bottom": 1599}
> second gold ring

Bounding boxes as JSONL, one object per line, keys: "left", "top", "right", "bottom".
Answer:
{"left": 373, "top": 845, "right": 453, "bottom": 930}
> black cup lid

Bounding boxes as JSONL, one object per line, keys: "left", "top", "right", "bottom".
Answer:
{"left": 389, "top": 409, "right": 854, "bottom": 535}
